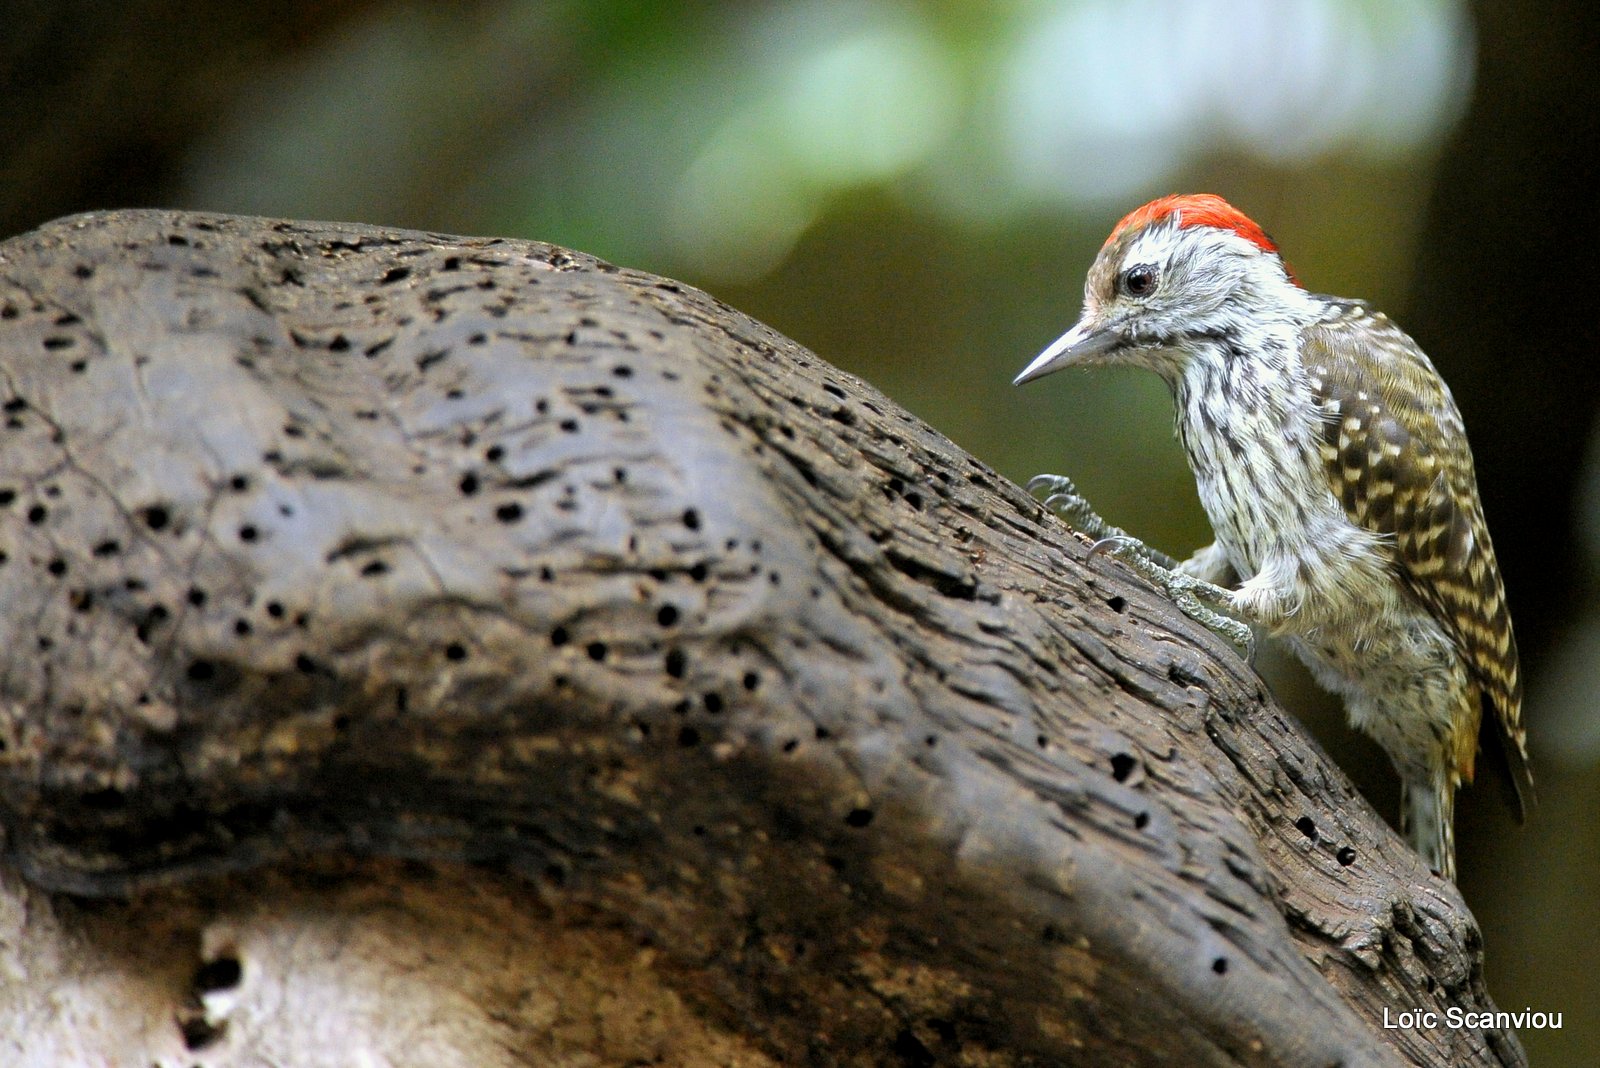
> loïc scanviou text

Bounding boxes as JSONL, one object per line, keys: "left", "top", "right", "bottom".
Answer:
{"left": 1383, "top": 1007, "right": 1561, "bottom": 1030}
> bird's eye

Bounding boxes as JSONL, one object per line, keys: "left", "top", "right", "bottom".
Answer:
{"left": 1121, "top": 264, "right": 1158, "bottom": 298}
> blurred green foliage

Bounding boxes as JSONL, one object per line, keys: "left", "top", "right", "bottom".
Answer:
{"left": 173, "top": 0, "right": 1472, "bottom": 558}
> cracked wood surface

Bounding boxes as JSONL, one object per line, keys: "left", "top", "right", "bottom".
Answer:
{"left": 0, "top": 210, "right": 1522, "bottom": 1066}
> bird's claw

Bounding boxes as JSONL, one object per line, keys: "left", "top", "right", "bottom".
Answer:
{"left": 1027, "top": 473, "right": 1078, "bottom": 497}
{"left": 1087, "top": 534, "right": 1142, "bottom": 562}
{"left": 1028, "top": 473, "right": 1116, "bottom": 542}
{"left": 1028, "top": 472, "right": 1254, "bottom": 660}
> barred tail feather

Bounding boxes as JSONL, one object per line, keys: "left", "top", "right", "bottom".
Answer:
{"left": 1400, "top": 775, "right": 1456, "bottom": 881}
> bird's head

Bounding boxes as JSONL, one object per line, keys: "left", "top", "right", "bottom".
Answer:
{"left": 1014, "top": 194, "right": 1305, "bottom": 387}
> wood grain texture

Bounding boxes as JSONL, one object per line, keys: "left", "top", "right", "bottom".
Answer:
{"left": 0, "top": 210, "right": 1522, "bottom": 1067}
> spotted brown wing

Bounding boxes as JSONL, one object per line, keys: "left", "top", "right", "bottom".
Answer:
{"left": 1300, "top": 302, "right": 1531, "bottom": 818}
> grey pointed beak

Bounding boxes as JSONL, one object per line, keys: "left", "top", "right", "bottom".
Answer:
{"left": 1012, "top": 319, "right": 1121, "bottom": 385}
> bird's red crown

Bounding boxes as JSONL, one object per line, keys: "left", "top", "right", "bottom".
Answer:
{"left": 1107, "top": 194, "right": 1279, "bottom": 255}
{"left": 1107, "top": 193, "right": 1297, "bottom": 285}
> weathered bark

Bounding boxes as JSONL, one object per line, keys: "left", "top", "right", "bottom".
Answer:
{"left": 0, "top": 210, "right": 1524, "bottom": 1066}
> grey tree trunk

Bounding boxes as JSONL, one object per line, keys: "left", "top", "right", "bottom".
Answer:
{"left": 0, "top": 210, "right": 1524, "bottom": 1067}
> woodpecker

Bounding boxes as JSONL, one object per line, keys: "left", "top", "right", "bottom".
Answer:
{"left": 1014, "top": 193, "right": 1531, "bottom": 880}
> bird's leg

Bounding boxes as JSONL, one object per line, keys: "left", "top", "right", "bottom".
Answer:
{"left": 1028, "top": 473, "right": 1255, "bottom": 658}
{"left": 1091, "top": 537, "right": 1255, "bottom": 658}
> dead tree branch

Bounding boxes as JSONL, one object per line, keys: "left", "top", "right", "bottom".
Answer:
{"left": 0, "top": 210, "right": 1523, "bottom": 1067}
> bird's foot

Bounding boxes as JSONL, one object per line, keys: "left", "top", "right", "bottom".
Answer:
{"left": 1089, "top": 535, "right": 1255, "bottom": 659}
{"left": 1028, "top": 473, "right": 1120, "bottom": 542}
{"left": 1028, "top": 473, "right": 1178, "bottom": 568}
{"left": 1026, "top": 473, "right": 1254, "bottom": 658}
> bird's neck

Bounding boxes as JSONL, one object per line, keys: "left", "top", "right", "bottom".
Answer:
{"left": 1173, "top": 316, "right": 1305, "bottom": 414}
{"left": 1170, "top": 317, "right": 1330, "bottom": 573}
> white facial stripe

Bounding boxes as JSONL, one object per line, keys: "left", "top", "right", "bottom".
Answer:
{"left": 1121, "top": 226, "right": 1181, "bottom": 273}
